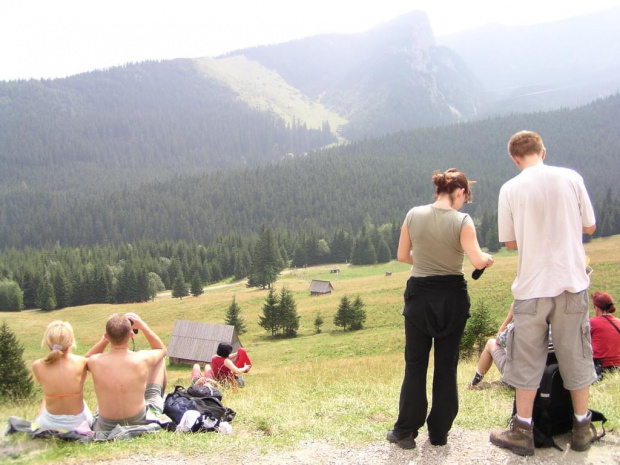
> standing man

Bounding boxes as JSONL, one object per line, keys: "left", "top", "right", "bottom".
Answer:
{"left": 87, "top": 312, "right": 167, "bottom": 431}
{"left": 490, "top": 130, "right": 598, "bottom": 456}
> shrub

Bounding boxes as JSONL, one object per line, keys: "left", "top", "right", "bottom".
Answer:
{"left": 0, "top": 321, "right": 34, "bottom": 400}
{"left": 314, "top": 312, "right": 324, "bottom": 334}
{"left": 460, "top": 299, "right": 495, "bottom": 359}
{"left": 0, "top": 281, "right": 24, "bottom": 312}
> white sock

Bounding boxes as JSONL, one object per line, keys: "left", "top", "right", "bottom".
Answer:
{"left": 574, "top": 412, "right": 588, "bottom": 422}
{"left": 516, "top": 415, "right": 532, "bottom": 425}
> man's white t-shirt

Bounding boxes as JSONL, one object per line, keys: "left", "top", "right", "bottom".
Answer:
{"left": 498, "top": 163, "right": 596, "bottom": 300}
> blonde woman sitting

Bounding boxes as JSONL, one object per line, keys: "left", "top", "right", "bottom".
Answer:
{"left": 32, "top": 321, "right": 105, "bottom": 431}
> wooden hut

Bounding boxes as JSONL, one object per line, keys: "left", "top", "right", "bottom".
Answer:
{"left": 168, "top": 320, "right": 242, "bottom": 366}
{"left": 309, "top": 280, "right": 334, "bottom": 296}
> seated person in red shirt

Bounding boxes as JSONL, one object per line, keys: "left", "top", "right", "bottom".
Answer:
{"left": 211, "top": 343, "right": 251, "bottom": 387}
{"left": 590, "top": 291, "right": 620, "bottom": 373}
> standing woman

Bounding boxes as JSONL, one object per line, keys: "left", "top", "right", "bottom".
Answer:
{"left": 32, "top": 321, "right": 96, "bottom": 430}
{"left": 387, "top": 168, "right": 494, "bottom": 449}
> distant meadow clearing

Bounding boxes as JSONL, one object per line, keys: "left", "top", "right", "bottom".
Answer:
{"left": 1, "top": 236, "right": 619, "bottom": 464}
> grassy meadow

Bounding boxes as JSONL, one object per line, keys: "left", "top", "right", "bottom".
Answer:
{"left": 1, "top": 236, "right": 619, "bottom": 463}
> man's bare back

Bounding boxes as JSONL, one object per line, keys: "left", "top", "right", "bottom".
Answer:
{"left": 87, "top": 312, "right": 166, "bottom": 428}
{"left": 89, "top": 349, "right": 155, "bottom": 419}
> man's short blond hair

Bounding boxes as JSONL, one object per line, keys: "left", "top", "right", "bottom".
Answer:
{"left": 106, "top": 313, "right": 132, "bottom": 345}
{"left": 508, "top": 130, "right": 544, "bottom": 158}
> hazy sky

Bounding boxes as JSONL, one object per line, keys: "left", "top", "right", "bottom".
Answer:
{"left": 2, "top": 0, "right": 620, "bottom": 81}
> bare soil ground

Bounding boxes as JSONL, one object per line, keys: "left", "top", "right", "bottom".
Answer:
{"left": 80, "top": 428, "right": 620, "bottom": 465}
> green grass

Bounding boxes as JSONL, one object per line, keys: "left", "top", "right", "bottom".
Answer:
{"left": 193, "top": 56, "right": 348, "bottom": 137}
{"left": 1, "top": 236, "right": 619, "bottom": 463}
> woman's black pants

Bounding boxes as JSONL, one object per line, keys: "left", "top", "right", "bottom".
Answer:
{"left": 393, "top": 276, "right": 469, "bottom": 442}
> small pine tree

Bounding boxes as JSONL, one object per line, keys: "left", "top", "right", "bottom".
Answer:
{"left": 259, "top": 288, "right": 280, "bottom": 336}
{"left": 225, "top": 296, "right": 247, "bottom": 335}
{"left": 0, "top": 321, "right": 34, "bottom": 400}
{"left": 485, "top": 226, "right": 500, "bottom": 253}
{"left": 314, "top": 312, "right": 324, "bottom": 334}
{"left": 460, "top": 299, "right": 496, "bottom": 359}
{"left": 279, "top": 287, "right": 300, "bottom": 337}
{"left": 172, "top": 271, "right": 189, "bottom": 299}
{"left": 350, "top": 295, "right": 367, "bottom": 330}
{"left": 334, "top": 295, "right": 366, "bottom": 331}
{"left": 190, "top": 272, "right": 204, "bottom": 297}
{"left": 334, "top": 295, "right": 352, "bottom": 330}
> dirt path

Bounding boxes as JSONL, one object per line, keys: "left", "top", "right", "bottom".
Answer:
{"left": 84, "top": 428, "right": 619, "bottom": 465}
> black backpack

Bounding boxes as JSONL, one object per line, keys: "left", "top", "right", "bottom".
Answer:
{"left": 512, "top": 354, "right": 607, "bottom": 450}
{"left": 164, "top": 385, "right": 236, "bottom": 425}
{"left": 187, "top": 384, "right": 223, "bottom": 401}
{"left": 192, "top": 396, "right": 236, "bottom": 423}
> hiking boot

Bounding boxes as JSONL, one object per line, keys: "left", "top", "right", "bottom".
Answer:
{"left": 571, "top": 410, "right": 597, "bottom": 452}
{"left": 386, "top": 429, "right": 416, "bottom": 449}
{"left": 489, "top": 415, "right": 534, "bottom": 456}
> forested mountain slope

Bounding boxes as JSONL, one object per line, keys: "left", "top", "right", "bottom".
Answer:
{"left": 193, "top": 55, "right": 348, "bottom": 141}
{"left": 2, "top": 94, "right": 618, "bottom": 250}
{"left": 229, "top": 11, "right": 481, "bottom": 140}
{"left": 0, "top": 60, "right": 335, "bottom": 194}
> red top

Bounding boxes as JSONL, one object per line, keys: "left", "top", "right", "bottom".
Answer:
{"left": 590, "top": 315, "right": 620, "bottom": 367}
{"left": 210, "top": 355, "right": 233, "bottom": 380}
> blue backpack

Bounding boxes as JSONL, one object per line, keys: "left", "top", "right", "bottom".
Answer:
{"left": 163, "top": 386, "right": 199, "bottom": 425}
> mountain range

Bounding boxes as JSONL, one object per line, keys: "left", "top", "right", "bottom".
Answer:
{"left": 438, "top": 7, "right": 620, "bottom": 116}
{"left": 1, "top": 9, "right": 619, "bottom": 250}
{"left": 222, "top": 11, "right": 480, "bottom": 140}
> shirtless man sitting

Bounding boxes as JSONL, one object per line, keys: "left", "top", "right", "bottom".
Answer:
{"left": 87, "top": 312, "right": 167, "bottom": 431}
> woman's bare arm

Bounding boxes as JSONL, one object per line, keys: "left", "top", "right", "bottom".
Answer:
{"left": 397, "top": 220, "right": 413, "bottom": 265}
{"left": 460, "top": 223, "right": 493, "bottom": 270}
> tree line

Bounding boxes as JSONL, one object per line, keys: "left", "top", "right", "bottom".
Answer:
{"left": 2, "top": 95, "right": 619, "bottom": 251}
{"left": 0, "top": 220, "right": 393, "bottom": 312}
{"left": 3, "top": 189, "right": 618, "bottom": 313}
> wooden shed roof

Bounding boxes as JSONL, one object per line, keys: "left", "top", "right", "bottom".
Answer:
{"left": 167, "top": 320, "right": 241, "bottom": 364}
{"left": 309, "top": 280, "right": 334, "bottom": 293}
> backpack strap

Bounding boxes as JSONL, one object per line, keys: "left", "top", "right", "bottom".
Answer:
{"left": 532, "top": 424, "right": 564, "bottom": 451}
{"left": 589, "top": 409, "right": 607, "bottom": 443}
{"left": 602, "top": 315, "right": 620, "bottom": 335}
{"left": 538, "top": 363, "right": 559, "bottom": 397}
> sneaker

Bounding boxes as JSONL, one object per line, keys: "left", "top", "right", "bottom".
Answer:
{"left": 386, "top": 429, "right": 416, "bottom": 449}
{"left": 571, "top": 410, "right": 597, "bottom": 452}
{"left": 471, "top": 371, "right": 484, "bottom": 386}
{"left": 489, "top": 415, "right": 534, "bottom": 456}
